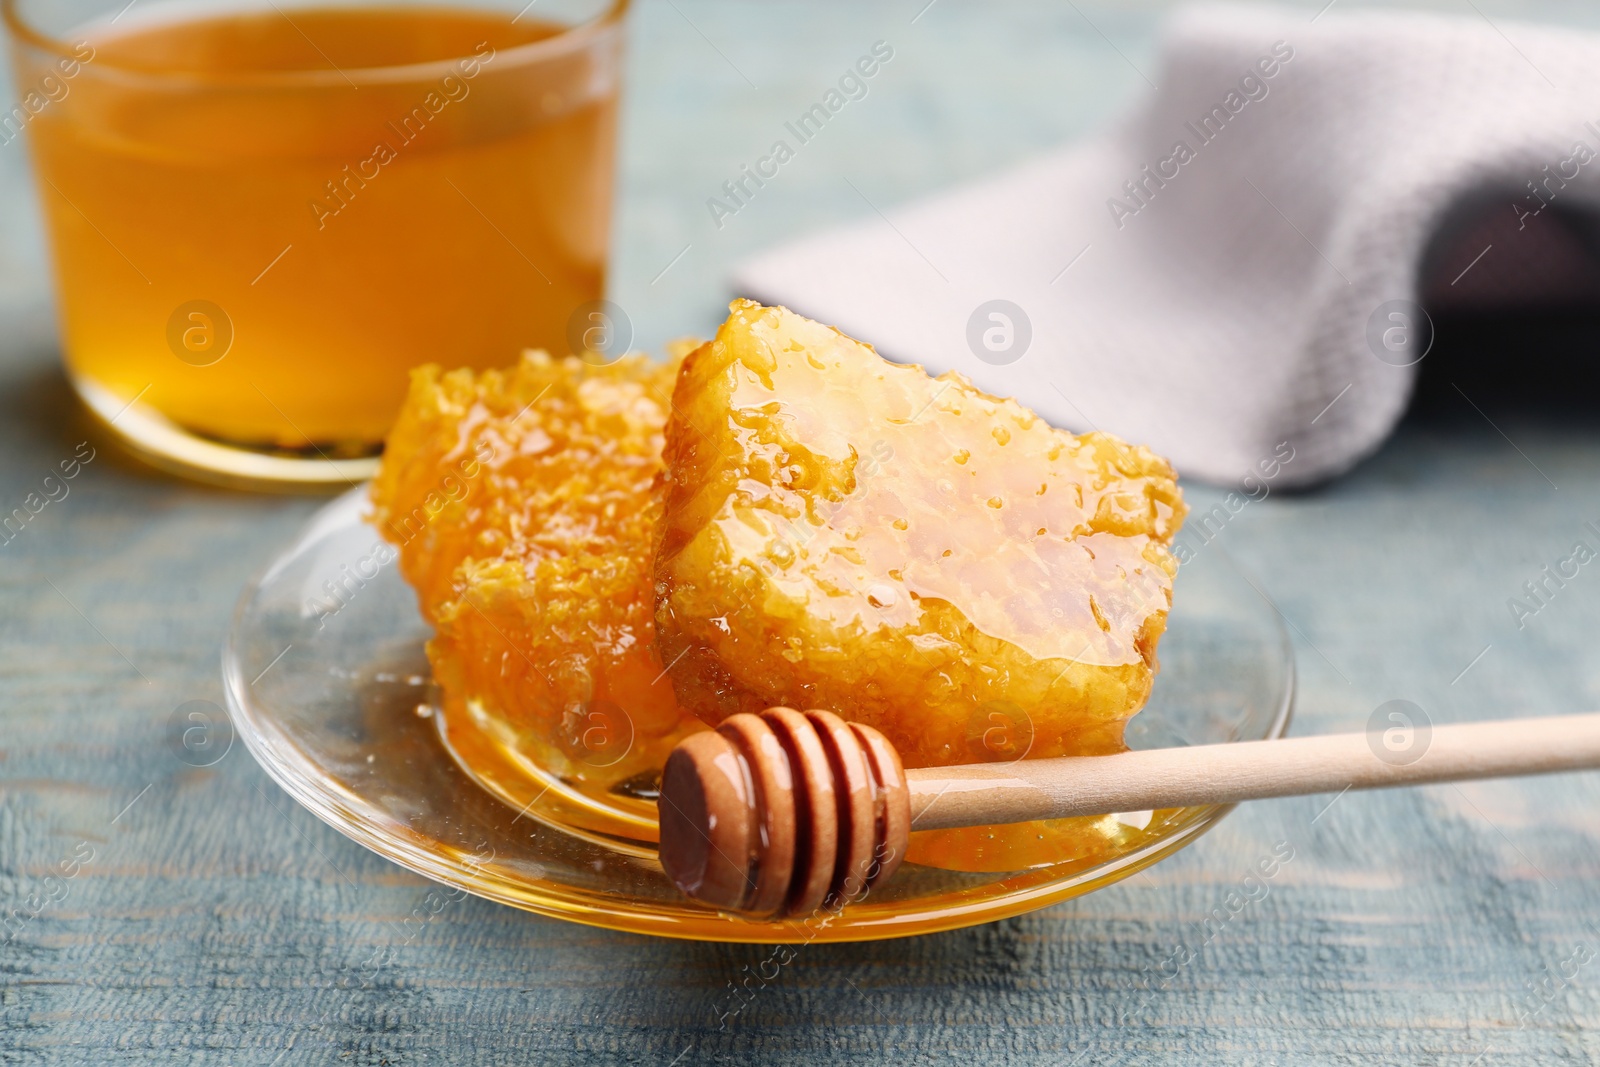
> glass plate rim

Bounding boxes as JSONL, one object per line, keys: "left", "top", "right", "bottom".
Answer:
{"left": 222, "top": 486, "right": 1296, "bottom": 943}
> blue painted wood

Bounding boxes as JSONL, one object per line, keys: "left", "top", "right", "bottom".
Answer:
{"left": 4, "top": 2, "right": 1600, "bottom": 1063}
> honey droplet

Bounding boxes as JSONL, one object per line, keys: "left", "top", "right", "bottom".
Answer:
{"left": 866, "top": 583, "right": 898, "bottom": 609}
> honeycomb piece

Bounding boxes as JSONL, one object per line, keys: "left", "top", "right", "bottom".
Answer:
{"left": 654, "top": 300, "right": 1187, "bottom": 777}
{"left": 371, "top": 350, "right": 702, "bottom": 793}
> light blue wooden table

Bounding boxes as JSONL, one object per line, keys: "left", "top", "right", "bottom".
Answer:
{"left": 4, "top": 1, "right": 1600, "bottom": 1062}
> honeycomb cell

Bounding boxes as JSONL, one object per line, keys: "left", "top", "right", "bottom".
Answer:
{"left": 370, "top": 350, "right": 703, "bottom": 804}
{"left": 654, "top": 301, "right": 1187, "bottom": 868}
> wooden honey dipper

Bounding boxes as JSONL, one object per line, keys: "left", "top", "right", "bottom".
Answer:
{"left": 657, "top": 706, "right": 1600, "bottom": 918}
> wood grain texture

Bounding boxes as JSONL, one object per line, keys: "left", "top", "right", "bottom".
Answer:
{"left": 4, "top": 1, "right": 1600, "bottom": 1064}
{"left": 906, "top": 714, "right": 1600, "bottom": 828}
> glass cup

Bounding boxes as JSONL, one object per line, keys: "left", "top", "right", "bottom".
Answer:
{"left": 3, "top": 0, "right": 625, "bottom": 488}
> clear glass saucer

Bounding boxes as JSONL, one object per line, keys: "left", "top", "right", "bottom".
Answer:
{"left": 223, "top": 487, "right": 1293, "bottom": 943}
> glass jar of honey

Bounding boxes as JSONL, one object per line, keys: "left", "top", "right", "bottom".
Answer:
{"left": 3, "top": 0, "right": 625, "bottom": 488}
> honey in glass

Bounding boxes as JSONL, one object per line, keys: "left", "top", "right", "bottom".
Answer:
{"left": 3, "top": 0, "right": 625, "bottom": 486}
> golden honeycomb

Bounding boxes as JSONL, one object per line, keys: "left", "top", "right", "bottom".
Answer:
{"left": 654, "top": 301, "right": 1187, "bottom": 868}
{"left": 370, "top": 350, "right": 703, "bottom": 808}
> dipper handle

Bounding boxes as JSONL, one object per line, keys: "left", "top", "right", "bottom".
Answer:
{"left": 658, "top": 709, "right": 1600, "bottom": 919}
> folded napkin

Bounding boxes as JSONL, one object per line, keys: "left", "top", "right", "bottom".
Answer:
{"left": 734, "top": 4, "right": 1600, "bottom": 488}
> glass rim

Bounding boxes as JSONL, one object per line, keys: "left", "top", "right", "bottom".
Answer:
{"left": 1, "top": 0, "right": 629, "bottom": 88}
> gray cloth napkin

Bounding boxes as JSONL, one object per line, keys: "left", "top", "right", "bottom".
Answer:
{"left": 733, "top": 3, "right": 1600, "bottom": 488}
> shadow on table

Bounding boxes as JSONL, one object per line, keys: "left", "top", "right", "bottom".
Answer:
{"left": 0, "top": 351, "right": 274, "bottom": 493}
{"left": 1405, "top": 307, "right": 1600, "bottom": 430}
{"left": 1275, "top": 305, "right": 1600, "bottom": 498}
{"left": 0, "top": 349, "right": 82, "bottom": 445}
{"left": 0, "top": 350, "right": 151, "bottom": 482}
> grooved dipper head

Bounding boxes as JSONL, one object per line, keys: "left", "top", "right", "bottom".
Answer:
{"left": 657, "top": 707, "right": 910, "bottom": 918}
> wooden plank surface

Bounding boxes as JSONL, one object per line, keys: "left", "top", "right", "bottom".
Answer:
{"left": 4, "top": 2, "right": 1600, "bottom": 1063}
